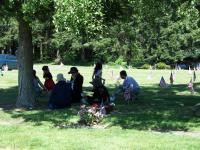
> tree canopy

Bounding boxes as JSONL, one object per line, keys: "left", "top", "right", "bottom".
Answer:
{"left": 1, "top": 0, "right": 200, "bottom": 65}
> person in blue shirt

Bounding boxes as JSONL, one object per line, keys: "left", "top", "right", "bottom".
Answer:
{"left": 112, "top": 70, "right": 140, "bottom": 101}
{"left": 120, "top": 70, "right": 140, "bottom": 95}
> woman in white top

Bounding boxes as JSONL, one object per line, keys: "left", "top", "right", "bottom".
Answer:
{"left": 92, "top": 62, "right": 102, "bottom": 79}
{"left": 91, "top": 62, "right": 105, "bottom": 89}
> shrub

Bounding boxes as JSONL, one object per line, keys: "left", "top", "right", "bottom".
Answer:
{"left": 62, "top": 51, "right": 76, "bottom": 64}
{"left": 156, "top": 62, "right": 171, "bottom": 69}
{"left": 115, "top": 57, "right": 127, "bottom": 66}
{"left": 140, "top": 64, "right": 151, "bottom": 69}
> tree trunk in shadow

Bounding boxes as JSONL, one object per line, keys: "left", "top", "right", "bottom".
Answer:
{"left": 16, "top": 17, "right": 35, "bottom": 108}
{"left": 40, "top": 42, "right": 43, "bottom": 61}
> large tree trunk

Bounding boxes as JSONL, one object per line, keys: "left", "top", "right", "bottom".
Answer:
{"left": 81, "top": 48, "right": 86, "bottom": 61}
{"left": 56, "top": 49, "right": 61, "bottom": 62}
{"left": 40, "top": 42, "right": 43, "bottom": 60}
{"left": 16, "top": 17, "right": 35, "bottom": 108}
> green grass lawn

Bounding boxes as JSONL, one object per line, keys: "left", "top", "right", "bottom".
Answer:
{"left": 0, "top": 64, "right": 200, "bottom": 150}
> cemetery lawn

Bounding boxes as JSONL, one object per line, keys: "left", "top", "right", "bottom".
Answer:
{"left": 0, "top": 64, "right": 200, "bottom": 150}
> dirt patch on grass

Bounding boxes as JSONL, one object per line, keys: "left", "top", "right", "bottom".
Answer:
{"left": 172, "top": 131, "right": 200, "bottom": 138}
{"left": 0, "top": 118, "right": 24, "bottom": 125}
{"left": 55, "top": 123, "right": 112, "bottom": 129}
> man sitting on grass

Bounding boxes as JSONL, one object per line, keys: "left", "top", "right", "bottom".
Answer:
{"left": 113, "top": 70, "right": 140, "bottom": 101}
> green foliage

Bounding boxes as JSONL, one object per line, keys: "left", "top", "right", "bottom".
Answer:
{"left": 140, "top": 64, "right": 151, "bottom": 69}
{"left": 1, "top": 0, "right": 200, "bottom": 65}
{"left": 62, "top": 51, "right": 77, "bottom": 64}
{"left": 114, "top": 57, "right": 127, "bottom": 66}
{"left": 0, "top": 18, "right": 18, "bottom": 49}
{"left": 53, "top": 0, "right": 104, "bottom": 38}
{"left": 156, "top": 62, "right": 171, "bottom": 70}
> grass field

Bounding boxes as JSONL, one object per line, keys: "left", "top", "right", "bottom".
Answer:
{"left": 0, "top": 64, "right": 200, "bottom": 150}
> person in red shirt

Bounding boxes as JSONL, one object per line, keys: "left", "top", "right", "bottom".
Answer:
{"left": 42, "top": 65, "right": 55, "bottom": 92}
{"left": 44, "top": 73, "right": 55, "bottom": 92}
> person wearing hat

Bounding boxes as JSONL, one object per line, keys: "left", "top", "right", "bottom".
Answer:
{"left": 68, "top": 67, "right": 84, "bottom": 103}
{"left": 48, "top": 73, "right": 72, "bottom": 109}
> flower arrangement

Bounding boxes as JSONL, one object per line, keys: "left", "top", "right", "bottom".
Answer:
{"left": 78, "top": 103, "right": 115, "bottom": 126}
{"left": 78, "top": 104, "right": 104, "bottom": 126}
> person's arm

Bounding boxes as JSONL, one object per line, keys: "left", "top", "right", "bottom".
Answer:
{"left": 101, "top": 77, "right": 106, "bottom": 85}
{"left": 92, "top": 70, "right": 95, "bottom": 80}
{"left": 37, "top": 77, "right": 47, "bottom": 90}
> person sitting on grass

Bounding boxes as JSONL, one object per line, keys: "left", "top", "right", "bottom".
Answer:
{"left": 113, "top": 70, "right": 140, "bottom": 101}
{"left": 48, "top": 73, "right": 72, "bottom": 109}
{"left": 87, "top": 79, "right": 110, "bottom": 105}
{"left": 43, "top": 72, "right": 55, "bottom": 93}
{"left": 68, "top": 67, "right": 84, "bottom": 103}
{"left": 33, "top": 70, "right": 46, "bottom": 96}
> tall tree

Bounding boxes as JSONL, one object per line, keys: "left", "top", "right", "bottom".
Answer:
{"left": 0, "top": 0, "right": 54, "bottom": 107}
{"left": 53, "top": 0, "right": 104, "bottom": 61}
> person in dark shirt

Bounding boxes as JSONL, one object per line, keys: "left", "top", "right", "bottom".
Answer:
{"left": 68, "top": 67, "right": 84, "bottom": 103}
{"left": 48, "top": 73, "right": 72, "bottom": 109}
{"left": 88, "top": 81, "right": 110, "bottom": 105}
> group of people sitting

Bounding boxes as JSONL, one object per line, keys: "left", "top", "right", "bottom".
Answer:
{"left": 33, "top": 63, "right": 140, "bottom": 109}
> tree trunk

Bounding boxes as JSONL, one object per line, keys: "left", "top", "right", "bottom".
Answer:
{"left": 16, "top": 17, "right": 35, "bottom": 108}
{"left": 81, "top": 48, "right": 86, "bottom": 61}
{"left": 56, "top": 49, "right": 61, "bottom": 62}
{"left": 40, "top": 42, "right": 43, "bottom": 60}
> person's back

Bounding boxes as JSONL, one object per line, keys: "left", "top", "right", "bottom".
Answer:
{"left": 123, "top": 76, "right": 140, "bottom": 92}
{"left": 44, "top": 73, "right": 55, "bottom": 91}
{"left": 49, "top": 81, "right": 72, "bottom": 109}
{"left": 33, "top": 77, "right": 41, "bottom": 93}
{"left": 120, "top": 70, "right": 140, "bottom": 99}
{"left": 68, "top": 67, "right": 84, "bottom": 103}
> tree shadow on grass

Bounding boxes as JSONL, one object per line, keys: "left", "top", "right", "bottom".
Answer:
{"left": 0, "top": 86, "right": 81, "bottom": 127}
{"left": 105, "top": 83, "right": 200, "bottom": 132}
{"left": 0, "top": 87, "right": 79, "bottom": 127}
{"left": 1, "top": 83, "right": 200, "bottom": 131}
{"left": 0, "top": 86, "right": 18, "bottom": 108}
{"left": 6, "top": 107, "right": 80, "bottom": 127}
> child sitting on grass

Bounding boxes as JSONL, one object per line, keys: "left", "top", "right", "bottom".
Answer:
{"left": 33, "top": 69, "right": 46, "bottom": 96}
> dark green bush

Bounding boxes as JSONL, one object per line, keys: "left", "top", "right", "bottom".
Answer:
{"left": 156, "top": 62, "right": 171, "bottom": 69}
